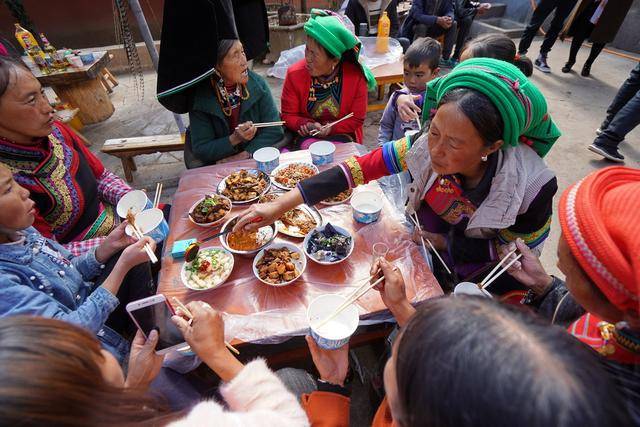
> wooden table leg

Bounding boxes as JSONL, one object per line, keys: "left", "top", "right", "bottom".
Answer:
{"left": 120, "top": 156, "right": 134, "bottom": 183}
{"left": 377, "top": 84, "right": 385, "bottom": 101}
{"left": 52, "top": 77, "right": 115, "bottom": 124}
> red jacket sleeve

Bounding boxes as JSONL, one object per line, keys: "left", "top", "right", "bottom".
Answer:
{"left": 281, "top": 64, "right": 313, "bottom": 133}
{"left": 302, "top": 391, "right": 350, "bottom": 427}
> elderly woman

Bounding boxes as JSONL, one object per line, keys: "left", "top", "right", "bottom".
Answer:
{"left": 281, "top": 10, "right": 377, "bottom": 148}
{"left": 238, "top": 58, "right": 560, "bottom": 294}
{"left": 0, "top": 55, "right": 131, "bottom": 256}
{"left": 186, "top": 39, "right": 284, "bottom": 167}
{"left": 500, "top": 166, "right": 640, "bottom": 422}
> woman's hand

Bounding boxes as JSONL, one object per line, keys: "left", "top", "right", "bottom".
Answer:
{"left": 396, "top": 94, "right": 422, "bottom": 122}
{"left": 233, "top": 189, "right": 303, "bottom": 232}
{"left": 305, "top": 336, "right": 349, "bottom": 387}
{"left": 233, "top": 121, "right": 257, "bottom": 144}
{"left": 171, "top": 301, "right": 243, "bottom": 382}
{"left": 412, "top": 228, "right": 447, "bottom": 251}
{"left": 124, "top": 329, "right": 164, "bottom": 389}
{"left": 499, "top": 238, "right": 553, "bottom": 295}
{"left": 299, "top": 122, "right": 322, "bottom": 137}
{"left": 95, "top": 221, "right": 135, "bottom": 263}
{"left": 116, "top": 236, "right": 156, "bottom": 271}
{"left": 371, "top": 258, "right": 415, "bottom": 326}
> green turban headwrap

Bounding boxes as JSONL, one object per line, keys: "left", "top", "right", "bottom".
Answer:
{"left": 422, "top": 58, "right": 561, "bottom": 157}
{"left": 304, "top": 9, "right": 377, "bottom": 91}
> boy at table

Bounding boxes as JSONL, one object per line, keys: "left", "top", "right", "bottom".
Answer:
{"left": 378, "top": 37, "right": 441, "bottom": 145}
{"left": 0, "top": 163, "right": 156, "bottom": 364}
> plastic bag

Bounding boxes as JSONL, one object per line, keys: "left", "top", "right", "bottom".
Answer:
{"left": 267, "top": 44, "right": 306, "bottom": 79}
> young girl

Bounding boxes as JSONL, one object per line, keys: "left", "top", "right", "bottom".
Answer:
{"left": 0, "top": 163, "right": 155, "bottom": 362}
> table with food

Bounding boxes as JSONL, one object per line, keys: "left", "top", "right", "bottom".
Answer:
{"left": 157, "top": 143, "right": 442, "bottom": 356}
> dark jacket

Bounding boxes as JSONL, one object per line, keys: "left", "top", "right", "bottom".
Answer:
{"left": 233, "top": 0, "right": 269, "bottom": 60}
{"left": 455, "top": 0, "right": 480, "bottom": 20}
{"left": 188, "top": 71, "right": 284, "bottom": 165}
{"left": 345, "top": 0, "right": 399, "bottom": 37}
{"left": 564, "top": 0, "right": 633, "bottom": 44}
{"left": 400, "top": 0, "right": 455, "bottom": 39}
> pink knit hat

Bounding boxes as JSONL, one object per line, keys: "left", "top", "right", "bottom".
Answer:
{"left": 559, "top": 166, "right": 640, "bottom": 313}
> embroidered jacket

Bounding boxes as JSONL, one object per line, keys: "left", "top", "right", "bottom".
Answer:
{"left": 0, "top": 122, "right": 131, "bottom": 256}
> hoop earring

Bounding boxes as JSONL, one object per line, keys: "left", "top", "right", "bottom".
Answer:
{"left": 481, "top": 155, "right": 488, "bottom": 162}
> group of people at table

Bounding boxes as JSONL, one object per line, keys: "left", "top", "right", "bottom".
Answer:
{"left": 0, "top": 9, "right": 638, "bottom": 426}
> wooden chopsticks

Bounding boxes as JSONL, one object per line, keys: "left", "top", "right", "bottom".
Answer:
{"left": 153, "top": 182, "right": 163, "bottom": 209}
{"left": 235, "top": 121, "right": 285, "bottom": 129}
{"left": 409, "top": 212, "right": 452, "bottom": 275}
{"left": 126, "top": 208, "right": 158, "bottom": 264}
{"left": 171, "top": 297, "right": 240, "bottom": 355}
{"left": 310, "top": 112, "right": 354, "bottom": 136}
{"left": 479, "top": 251, "right": 523, "bottom": 291}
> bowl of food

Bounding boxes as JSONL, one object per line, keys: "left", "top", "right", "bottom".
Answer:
{"left": 259, "top": 193, "right": 322, "bottom": 238}
{"left": 220, "top": 216, "right": 278, "bottom": 257}
{"left": 188, "top": 194, "right": 232, "bottom": 227}
{"left": 218, "top": 169, "right": 270, "bottom": 204}
{"left": 321, "top": 189, "right": 353, "bottom": 206}
{"left": 303, "top": 223, "right": 354, "bottom": 265}
{"left": 350, "top": 190, "right": 383, "bottom": 224}
{"left": 253, "top": 243, "right": 306, "bottom": 287}
{"left": 309, "top": 140, "right": 336, "bottom": 166}
{"left": 181, "top": 247, "right": 234, "bottom": 291}
{"left": 307, "top": 294, "right": 359, "bottom": 350}
{"left": 271, "top": 162, "right": 318, "bottom": 191}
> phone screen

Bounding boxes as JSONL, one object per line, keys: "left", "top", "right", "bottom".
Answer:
{"left": 129, "top": 299, "right": 184, "bottom": 351}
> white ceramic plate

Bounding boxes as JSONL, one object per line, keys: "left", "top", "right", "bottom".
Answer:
{"left": 181, "top": 247, "right": 234, "bottom": 291}
{"left": 303, "top": 223, "right": 354, "bottom": 265}
{"left": 217, "top": 169, "right": 271, "bottom": 204}
{"left": 270, "top": 162, "right": 319, "bottom": 191}
{"left": 187, "top": 194, "right": 232, "bottom": 228}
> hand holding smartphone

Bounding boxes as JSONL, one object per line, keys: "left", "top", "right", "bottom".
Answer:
{"left": 126, "top": 295, "right": 186, "bottom": 355}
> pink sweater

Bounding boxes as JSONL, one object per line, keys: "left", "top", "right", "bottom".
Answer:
{"left": 169, "top": 359, "right": 309, "bottom": 427}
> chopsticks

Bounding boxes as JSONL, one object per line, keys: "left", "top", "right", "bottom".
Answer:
{"left": 314, "top": 275, "right": 385, "bottom": 330}
{"left": 310, "top": 112, "right": 354, "bottom": 136}
{"left": 235, "top": 121, "right": 285, "bottom": 129}
{"left": 408, "top": 212, "right": 452, "bottom": 275}
{"left": 130, "top": 223, "right": 158, "bottom": 264}
{"left": 153, "top": 182, "right": 163, "bottom": 209}
{"left": 479, "top": 251, "right": 523, "bottom": 291}
{"left": 171, "top": 297, "right": 240, "bottom": 355}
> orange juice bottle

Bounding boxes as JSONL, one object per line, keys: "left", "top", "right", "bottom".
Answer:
{"left": 376, "top": 12, "right": 390, "bottom": 53}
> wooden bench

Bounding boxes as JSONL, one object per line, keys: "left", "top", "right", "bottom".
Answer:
{"left": 101, "top": 134, "right": 184, "bottom": 183}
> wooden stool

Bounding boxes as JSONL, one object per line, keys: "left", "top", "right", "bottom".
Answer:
{"left": 101, "top": 134, "right": 184, "bottom": 183}
{"left": 100, "top": 68, "right": 119, "bottom": 94}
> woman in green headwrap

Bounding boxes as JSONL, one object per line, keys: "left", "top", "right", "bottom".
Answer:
{"left": 281, "top": 10, "right": 377, "bottom": 148}
{"left": 239, "top": 58, "right": 561, "bottom": 295}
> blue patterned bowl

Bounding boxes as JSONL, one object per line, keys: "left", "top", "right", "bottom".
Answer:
{"left": 350, "top": 191, "right": 383, "bottom": 224}
{"left": 309, "top": 141, "right": 336, "bottom": 166}
{"left": 308, "top": 294, "right": 359, "bottom": 350}
{"left": 125, "top": 208, "right": 169, "bottom": 244}
{"left": 253, "top": 147, "right": 280, "bottom": 174}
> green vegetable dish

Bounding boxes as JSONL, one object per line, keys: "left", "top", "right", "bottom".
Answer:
{"left": 184, "top": 248, "right": 234, "bottom": 290}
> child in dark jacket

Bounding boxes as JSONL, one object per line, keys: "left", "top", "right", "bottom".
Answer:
{"left": 378, "top": 38, "right": 441, "bottom": 144}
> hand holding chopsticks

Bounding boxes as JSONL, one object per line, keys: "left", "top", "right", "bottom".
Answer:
{"left": 408, "top": 212, "right": 452, "bottom": 275}
{"left": 310, "top": 112, "right": 354, "bottom": 136}
{"left": 479, "top": 249, "right": 523, "bottom": 291}
{"left": 171, "top": 297, "right": 240, "bottom": 355}
{"left": 126, "top": 208, "right": 158, "bottom": 264}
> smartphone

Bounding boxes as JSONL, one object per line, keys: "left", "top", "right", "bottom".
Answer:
{"left": 126, "top": 295, "right": 186, "bottom": 355}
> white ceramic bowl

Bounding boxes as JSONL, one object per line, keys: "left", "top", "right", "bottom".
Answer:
{"left": 453, "top": 281, "right": 493, "bottom": 298}
{"left": 187, "top": 194, "right": 232, "bottom": 228}
{"left": 219, "top": 215, "right": 278, "bottom": 258}
{"left": 180, "top": 246, "right": 234, "bottom": 291}
{"left": 350, "top": 190, "right": 383, "bottom": 224}
{"left": 117, "top": 190, "right": 152, "bottom": 218}
{"left": 252, "top": 242, "right": 306, "bottom": 287}
{"left": 124, "top": 208, "right": 169, "bottom": 243}
{"left": 303, "top": 224, "right": 354, "bottom": 266}
{"left": 308, "top": 294, "right": 359, "bottom": 350}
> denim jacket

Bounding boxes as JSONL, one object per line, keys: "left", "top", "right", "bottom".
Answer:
{"left": 0, "top": 227, "right": 130, "bottom": 362}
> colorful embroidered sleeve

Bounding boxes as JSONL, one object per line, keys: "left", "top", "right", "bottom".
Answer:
{"left": 64, "top": 237, "right": 107, "bottom": 257}
{"left": 340, "top": 136, "right": 411, "bottom": 187}
{"left": 97, "top": 169, "right": 132, "bottom": 206}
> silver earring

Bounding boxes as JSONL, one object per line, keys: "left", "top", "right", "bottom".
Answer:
{"left": 481, "top": 155, "right": 488, "bottom": 162}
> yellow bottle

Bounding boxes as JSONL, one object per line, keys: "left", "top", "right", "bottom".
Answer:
{"left": 376, "top": 11, "right": 390, "bottom": 54}
{"left": 14, "top": 23, "right": 39, "bottom": 52}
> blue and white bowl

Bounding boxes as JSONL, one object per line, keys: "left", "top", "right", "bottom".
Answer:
{"left": 125, "top": 208, "right": 169, "bottom": 244}
{"left": 309, "top": 140, "right": 336, "bottom": 166}
{"left": 308, "top": 294, "right": 359, "bottom": 350}
{"left": 253, "top": 147, "right": 280, "bottom": 174}
{"left": 350, "top": 191, "right": 383, "bottom": 224}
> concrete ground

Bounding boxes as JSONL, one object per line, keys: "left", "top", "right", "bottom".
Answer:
{"left": 81, "top": 38, "right": 638, "bottom": 425}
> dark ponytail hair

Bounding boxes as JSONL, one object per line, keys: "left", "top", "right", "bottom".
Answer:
{"left": 462, "top": 33, "right": 533, "bottom": 77}
{"left": 437, "top": 87, "right": 504, "bottom": 146}
{"left": 394, "top": 297, "right": 632, "bottom": 427}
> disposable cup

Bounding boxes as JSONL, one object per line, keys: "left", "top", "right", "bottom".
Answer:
{"left": 308, "top": 294, "right": 359, "bottom": 350}
{"left": 117, "top": 190, "right": 152, "bottom": 218}
{"left": 453, "top": 281, "right": 493, "bottom": 298}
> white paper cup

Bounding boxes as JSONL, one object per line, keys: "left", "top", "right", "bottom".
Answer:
{"left": 351, "top": 191, "right": 383, "bottom": 224}
{"left": 309, "top": 140, "right": 336, "bottom": 166}
{"left": 253, "top": 147, "right": 280, "bottom": 174}
{"left": 125, "top": 208, "right": 169, "bottom": 243}
{"left": 117, "top": 190, "right": 152, "bottom": 218}
{"left": 308, "top": 294, "right": 359, "bottom": 350}
{"left": 453, "top": 281, "right": 493, "bottom": 298}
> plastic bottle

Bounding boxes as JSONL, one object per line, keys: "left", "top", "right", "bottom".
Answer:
{"left": 375, "top": 11, "right": 390, "bottom": 54}
{"left": 40, "top": 33, "right": 68, "bottom": 70}
{"left": 14, "top": 24, "right": 50, "bottom": 74}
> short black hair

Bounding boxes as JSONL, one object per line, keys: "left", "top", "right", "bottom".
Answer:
{"left": 0, "top": 55, "right": 28, "bottom": 99}
{"left": 394, "top": 296, "right": 632, "bottom": 427}
{"left": 462, "top": 33, "right": 533, "bottom": 77}
{"left": 404, "top": 37, "right": 441, "bottom": 70}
